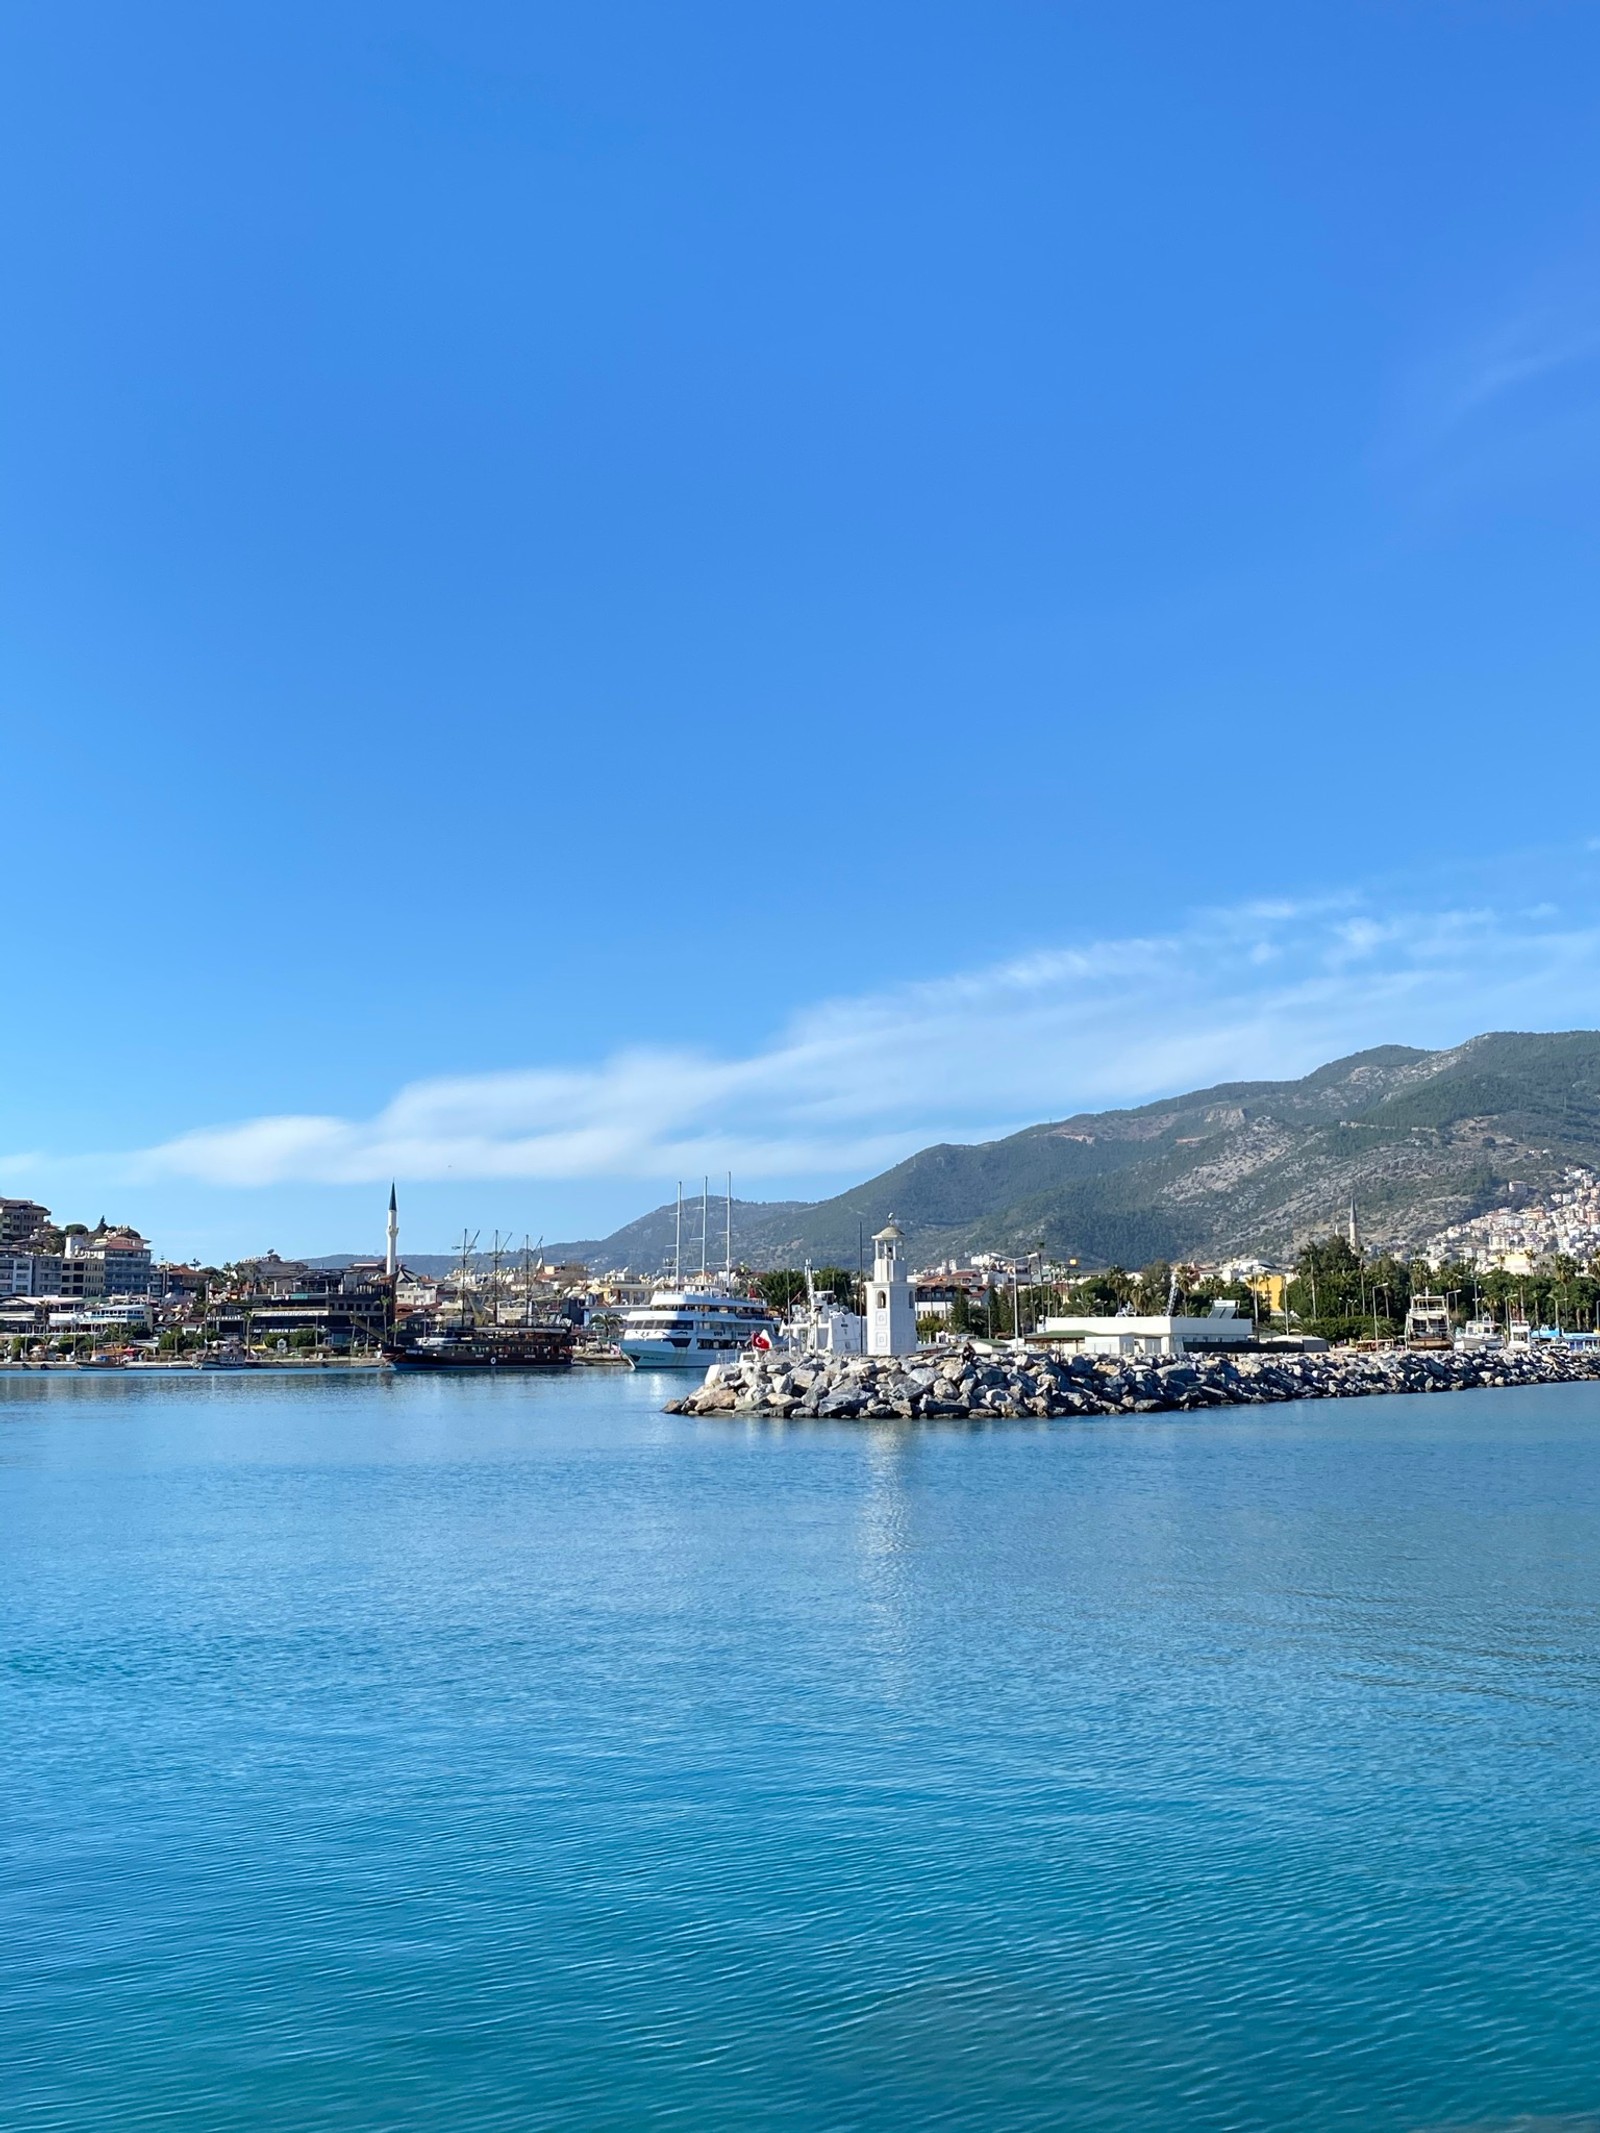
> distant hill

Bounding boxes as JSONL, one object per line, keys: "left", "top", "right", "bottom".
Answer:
{"left": 557, "top": 1031, "right": 1600, "bottom": 1272}
{"left": 540, "top": 1200, "right": 811, "bottom": 1276}
{"left": 303, "top": 1251, "right": 604, "bottom": 1279}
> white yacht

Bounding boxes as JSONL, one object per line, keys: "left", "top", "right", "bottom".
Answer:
{"left": 1454, "top": 1314, "right": 1503, "bottom": 1356}
{"left": 619, "top": 1285, "right": 779, "bottom": 1369}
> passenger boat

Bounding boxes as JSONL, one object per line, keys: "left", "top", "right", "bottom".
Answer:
{"left": 618, "top": 1286, "right": 778, "bottom": 1369}
{"left": 1403, "top": 1291, "right": 1453, "bottom": 1349}
{"left": 382, "top": 1226, "right": 575, "bottom": 1370}
{"left": 382, "top": 1323, "right": 574, "bottom": 1371}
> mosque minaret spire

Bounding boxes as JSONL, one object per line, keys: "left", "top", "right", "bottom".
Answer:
{"left": 386, "top": 1183, "right": 399, "bottom": 1279}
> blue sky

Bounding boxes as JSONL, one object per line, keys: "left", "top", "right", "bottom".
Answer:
{"left": 6, "top": 1, "right": 1600, "bottom": 1260}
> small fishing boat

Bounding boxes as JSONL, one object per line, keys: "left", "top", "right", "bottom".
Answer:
{"left": 1453, "top": 1315, "right": 1503, "bottom": 1355}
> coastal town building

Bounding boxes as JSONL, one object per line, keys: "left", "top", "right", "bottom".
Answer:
{"left": 1426, "top": 1166, "right": 1600, "bottom": 1272}
{"left": 0, "top": 1297, "right": 159, "bottom": 1342}
{"left": 0, "top": 1224, "right": 157, "bottom": 1302}
{"left": 0, "top": 1197, "right": 52, "bottom": 1249}
{"left": 231, "top": 1253, "right": 320, "bottom": 1295}
{"left": 593, "top": 1276, "right": 656, "bottom": 1306}
{"left": 0, "top": 1252, "right": 37, "bottom": 1296}
{"left": 49, "top": 1301, "right": 156, "bottom": 1337}
{"left": 910, "top": 1270, "right": 998, "bottom": 1318}
{"left": 1040, "top": 1301, "right": 1256, "bottom": 1359}
{"left": 61, "top": 1227, "right": 157, "bottom": 1297}
{"left": 206, "top": 1266, "right": 388, "bottom": 1351}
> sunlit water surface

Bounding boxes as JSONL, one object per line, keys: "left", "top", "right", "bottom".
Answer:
{"left": 3, "top": 1367, "right": 1600, "bottom": 2132}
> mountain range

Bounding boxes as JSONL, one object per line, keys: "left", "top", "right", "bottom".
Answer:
{"left": 538, "top": 1031, "right": 1600, "bottom": 1273}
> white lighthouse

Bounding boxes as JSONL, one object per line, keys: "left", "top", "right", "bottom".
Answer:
{"left": 866, "top": 1217, "right": 918, "bottom": 1356}
{"left": 385, "top": 1183, "right": 399, "bottom": 1279}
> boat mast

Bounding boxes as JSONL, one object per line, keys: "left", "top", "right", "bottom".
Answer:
{"left": 675, "top": 1183, "right": 682, "bottom": 1287}
{"left": 457, "top": 1230, "right": 479, "bottom": 1329}
{"left": 701, "top": 1176, "right": 708, "bottom": 1283}
{"left": 725, "top": 1171, "right": 732, "bottom": 1278}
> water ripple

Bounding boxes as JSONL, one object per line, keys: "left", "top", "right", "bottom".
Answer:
{"left": 2, "top": 1371, "right": 1599, "bottom": 2129}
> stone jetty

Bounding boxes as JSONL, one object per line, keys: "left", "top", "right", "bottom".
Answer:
{"left": 663, "top": 1340, "right": 1600, "bottom": 1421}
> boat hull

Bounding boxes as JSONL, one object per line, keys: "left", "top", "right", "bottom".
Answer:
{"left": 618, "top": 1288, "right": 779, "bottom": 1369}
{"left": 383, "top": 1333, "right": 573, "bottom": 1371}
{"left": 620, "top": 1340, "right": 757, "bottom": 1370}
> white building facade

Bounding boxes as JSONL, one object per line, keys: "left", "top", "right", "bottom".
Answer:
{"left": 1039, "top": 1301, "right": 1256, "bottom": 1359}
{"left": 866, "top": 1219, "right": 918, "bottom": 1356}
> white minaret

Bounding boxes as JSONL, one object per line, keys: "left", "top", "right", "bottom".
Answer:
{"left": 386, "top": 1183, "right": 399, "bottom": 1279}
{"left": 866, "top": 1217, "right": 918, "bottom": 1356}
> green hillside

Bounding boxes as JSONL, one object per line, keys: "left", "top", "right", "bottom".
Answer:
{"left": 563, "top": 1032, "right": 1600, "bottom": 1272}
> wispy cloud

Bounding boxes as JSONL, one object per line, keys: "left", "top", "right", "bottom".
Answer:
{"left": 1436, "top": 312, "right": 1600, "bottom": 432}
{"left": 119, "top": 886, "right": 1600, "bottom": 1195}
{"left": 1385, "top": 280, "right": 1600, "bottom": 477}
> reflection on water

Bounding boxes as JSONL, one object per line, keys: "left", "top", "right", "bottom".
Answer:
{"left": 3, "top": 1368, "right": 1600, "bottom": 2131}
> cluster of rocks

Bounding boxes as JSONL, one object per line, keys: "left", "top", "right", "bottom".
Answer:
{"left": 664, "top": 1340, "right": 1600, "bottom": 1422}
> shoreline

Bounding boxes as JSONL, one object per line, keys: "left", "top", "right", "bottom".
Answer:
{"left": 665, "top": 1341, "right": 1600, "bottom": 1421}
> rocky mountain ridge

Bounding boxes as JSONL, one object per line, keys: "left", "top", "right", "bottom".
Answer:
{"left": 553, "top": 1030, "right": 1600, "bottom": 1271}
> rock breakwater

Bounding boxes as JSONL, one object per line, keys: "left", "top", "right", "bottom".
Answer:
{"left": 664, "top": 1341, "right": 1600, "bottom": 1421}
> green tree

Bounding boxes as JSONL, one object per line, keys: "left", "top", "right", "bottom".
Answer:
{"left": 1288, "top": 1234, "right": 1387, "bottom": 1342}
{"left": 1075, "top": 1266, "right": 1134, "bottom": 1313}
{"left": 813, "top": 1267, "right": 864, "bottom": 1313}
{"left": 756, "top": 1270, "right": 808, "bottom": 1314}
{"left": 1134, "top": 1261, "right": 1173, "bottom": 1313}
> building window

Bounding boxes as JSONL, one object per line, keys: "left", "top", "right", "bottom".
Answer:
{"left": 877, "top": 1292, "right": 887, "bottom": 1309}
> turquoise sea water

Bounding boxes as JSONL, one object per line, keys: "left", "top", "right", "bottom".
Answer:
{"left": 3, "top": 1368, "right": 1599, "bottom": 2132}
